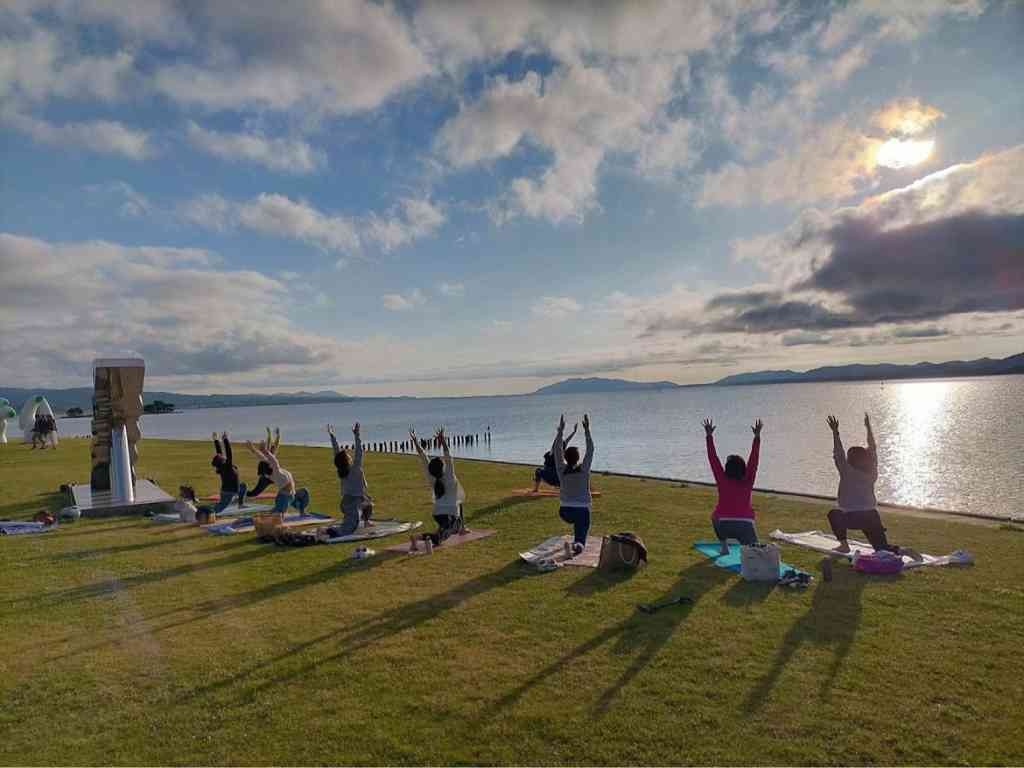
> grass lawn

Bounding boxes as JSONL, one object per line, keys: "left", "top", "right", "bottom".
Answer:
{"left": 1, "top": 438, "right": 1022, "bottom": 765}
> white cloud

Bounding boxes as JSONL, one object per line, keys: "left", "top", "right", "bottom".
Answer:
{"left": 84, "top": 181, "right": 152, "bottom": 218}
{"left": 1, "top": 108, "right": 152, "bottom": 159}
{"left": 438, "top": 282, "right": 465, "bottom": 298}
{"left": 363, "top": 197, "right": 446, "bottom": 252}
{"left": 0, "top": 232, "right": 343, "bottom": 385}
{"left": 185, "top": 121, "right": 326, "bottom": 174}
{"left": 181, "top": 193, "right": 443, "bottom": 256}
{"left": 151, "top": 0, "right": 429, "bottom": 115}
{"left": 382, "top": 289, "right": 426, "bottom": 312}
{"left": 531, "top": 296, "right": 583, "bottom": 319}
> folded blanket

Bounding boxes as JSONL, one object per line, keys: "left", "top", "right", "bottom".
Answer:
{"left": 207, "top": 512, "right": 332, "bottom": 536}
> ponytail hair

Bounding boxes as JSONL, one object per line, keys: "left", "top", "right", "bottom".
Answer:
{"left": 334, "top": 450, "right": 350, "bottom": 478}
{"left": 428, "top": 456, "right": 446, "bottom": 499}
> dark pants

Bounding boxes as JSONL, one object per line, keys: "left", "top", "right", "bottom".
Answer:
{"left": 559, "top": 505, "right": 591, "bottom": 546}
{"left": 828, "top": 508, "right": 897, "bottom": 552}
{"left": 712, "top": 518, "right": 758, "bottom": 545}
{"left": 426, "top": 504, "right": 463, "bottom": 546}
{"left": 534, "top": 466, "right": 560, "bottom": 487}
{"left": 213, "top": 483, "right": 247, "bottom": 514}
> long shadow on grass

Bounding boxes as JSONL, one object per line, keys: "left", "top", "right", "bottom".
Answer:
{"left": 466, "top": 495, "right": 542, "bottom": 522}
{"left": 484, "top": 560, "right": 729, "bottom": 718}
{"left": 14, "top": 544, "right": 276, "bottom": 612}
{"left": 743, "top": 564, "right": 868, "bottom": 710}
{"left": 46, "top": 531, "right": 209, "bottom": 561}
{"left": 0, "top": 491, "right": 67, "bottom": 519}
{"left": 175, "top": 560, "right": 526, "bottom": 705}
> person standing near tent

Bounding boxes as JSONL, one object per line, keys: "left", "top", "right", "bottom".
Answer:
{"left": 328, "top": 422, "right": 373, "bottom": 536}
{"left": 825, "top": 413, "right": 917, "bottom": 557}
{"left": 553, "top": 413, "right": 594, "bottom": 554}
{"left": 409, "top": 427, "right": 465, "bottom": 547}
{"left": 245, "top": 440, "right": 309, "bottom": 516}
{"left": 532, "top": 421, "right": 577, "bottom": 492}
{"left": 703, "top": 417, "right": 762, "bottom": 555}
{"left": 211, "top": 431, "right": 247, "bottom": 512}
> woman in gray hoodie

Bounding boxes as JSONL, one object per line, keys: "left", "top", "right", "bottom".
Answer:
{"left": 328, "top": 422, "right": 373, "bottom": 535}
{"left": 553, "top": 413, "right": 595, "bottom": 554}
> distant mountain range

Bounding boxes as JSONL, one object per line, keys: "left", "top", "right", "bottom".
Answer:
{"left": 713, "top": 352, "right": 1024, "bottom": 386}
{"left": 534, "top": 352, "right": 1024, "bottom": 394}
{"left": 533, "top": 377, "right": 682, "bottom": 395}
{"left": 0, "top": 387, "right": 356, "bottom": 414}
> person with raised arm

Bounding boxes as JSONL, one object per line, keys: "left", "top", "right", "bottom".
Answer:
{"left": 328, "top": 422, "right": 373, "bottom": 535}
{"left": 554, "top": 413, "right": 595, "bottom": 554}
{"left": 532, "top": 421, "right": 578, "bottom": 492}
{"left": 409, "top": 427, "right": 466, "bottom": 548}
{"left": 211, "top": 431, "right": 247, "bottom": 512}
{"left": 246, "top": 439, "right": 309, "bottom": 516}
{"left": 825, "top": 413, "right": 916, "bottom": 557}
{"left": 704, "top": 418, "right": 762, "bottom": 555}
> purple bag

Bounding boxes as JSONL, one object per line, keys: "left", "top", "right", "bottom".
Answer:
{"left": 852, "top": 550, "right": 904, "bottom": 575}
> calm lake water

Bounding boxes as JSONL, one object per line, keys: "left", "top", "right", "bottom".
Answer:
{"left": 58, "top": 376, "right": 1024, "bottom": 519}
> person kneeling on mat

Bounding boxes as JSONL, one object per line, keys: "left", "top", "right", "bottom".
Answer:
{"left": 211, "top": 431, "right": 247, "bottom": 512}
{"left": 532, "top": 421, "right": 577, "bottom": 492}
{"left": 328, "top": 422, "right": 374, "bottom": 536}
{"left": 825, "top": 413, "right": 919, "bottom": 558}
{"left": 246, "top": 440, "right": 309, "bottom": 517}
{"left": 704, "top": 417, "right": 762, "bottom": 555}
{"left": 554, "top": 413, "right": 594, "bottom": 555}
{"left": 410, "top": 427, "right": 465, "bottom": 548}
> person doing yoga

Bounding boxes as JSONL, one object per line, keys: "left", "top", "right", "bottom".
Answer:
{"left": 211, "top": 432, "right": 247, "bottom": 512}
{"left": 328, "top": 422, "right": 373, "bottom": 535}
{"left": 246, "top": 440, "right": 309, "bottom": 516}
{"left": 704, "top": 418, "right": 762, "bottom": 554}
{"left": 410, "top": 427, "right": 466, "bottom": 548}
{"left": 826, "top": 413, "right": 918, "bottom": 558}
{"left": 532, "top": 421, "right": 578, "bottom": 492}
{"left": 554, "top": 413, "right": 594, "bottom": 553}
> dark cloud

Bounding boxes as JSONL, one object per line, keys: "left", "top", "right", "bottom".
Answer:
{"left": 697, "top": 211, "right": 1024, "bottom": 335}
{"left": 891, "top": 326, "right": 949, "bottom": 339}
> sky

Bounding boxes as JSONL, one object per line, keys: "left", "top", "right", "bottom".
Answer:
{"left": 1, "top": 0, "right": 1023, "bottom": 397}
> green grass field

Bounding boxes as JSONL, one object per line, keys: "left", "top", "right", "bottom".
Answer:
{"left": 1, "top": 438, "right": 1022, "bottom": 765}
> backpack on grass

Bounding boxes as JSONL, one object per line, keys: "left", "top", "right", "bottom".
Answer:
{"left": 598, "top": 532, "right": 648, "bottom": 572}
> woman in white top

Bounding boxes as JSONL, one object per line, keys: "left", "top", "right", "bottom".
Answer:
{"left": 246, "top": 440, "right": 310, "bottom": 516}
{"left": 410, "top": 427, "right": 466, "bottom": 546}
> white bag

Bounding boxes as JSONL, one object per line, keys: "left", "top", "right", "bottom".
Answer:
{"left": 740, "top": 543, "right": 781, "bottom": 582}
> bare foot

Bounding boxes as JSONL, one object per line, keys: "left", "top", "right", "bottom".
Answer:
{"left": 718, "top": 543, "right": 730, "bottom": 556}
{"left": 832, "top": 542, "right": 851, "bottom": 554}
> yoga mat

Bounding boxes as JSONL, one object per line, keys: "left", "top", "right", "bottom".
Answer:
{"left": 383, "top": 528, "right": 496, "bottom": 555}
{"left": 153, "top": 504, "right": 274, "bottom": 526}
{"left": 694, "top": 541, "right": 809, "bottom": 579}
{"left": 0, "top": 521, "right": 57, "bottom": 536}
{"left": 519, "top": 534, "right": 603, "bottom": 569}
{"left": 207, "top": 512, "right": 333, "bottom": 536}
{"left": 318, "top": 519, "right": 423, "bottom": 544}
{"left": 508, "top": 488, "right": 603, "bottom": 498}
{"left": 201, "top": 491, "right": 276, "bottom": 502}
{"left": 770, "top": 530, "right": 974, "bottom": 569}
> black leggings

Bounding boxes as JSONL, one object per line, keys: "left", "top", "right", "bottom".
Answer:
{"left": 425, "top": 505, "right": 464, "bottom": 546}
{"left": 828, "top": 508, "right": 898, "bottom": 553}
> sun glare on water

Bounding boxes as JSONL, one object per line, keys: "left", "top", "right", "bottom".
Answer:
{"left": 876, "top": 137, "right": 935, "bottom": 169}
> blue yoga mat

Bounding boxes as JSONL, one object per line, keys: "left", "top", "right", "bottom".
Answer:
{"left": 694, "top": 541, "right": 809, "bottom": 578}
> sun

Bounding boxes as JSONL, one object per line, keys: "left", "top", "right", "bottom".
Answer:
{"left": 876, "top": 137, "right": 935, "bottom": 169}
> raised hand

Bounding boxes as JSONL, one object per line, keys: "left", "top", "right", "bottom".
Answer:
{"left": 558, "top": 413, "right": 566, "bottom": 432}
{"left": 353, "top": 422, "right": 360, "bottom": 437}
{"left": 582, "top": 413, "right": 590, "bottom": 431}
{"left": 435, "top": 427, "right": 445, "bottom": 442}
{"left": 703, "top": 418, "right": 715, "bottom": 436}
{"left": 222, "top": 431, "right": 229, "bottom": 440}
{"left": 326, "top": 423, "right": 335, "bottom": 436}
{"left": 212, "top": 431, "right": 218, "bottom": 441}
{"left": 864, "top": 412, "right": 871, "bottom": 428}
{"left": 827, "top": 415, "right": 840, "bottom": 433}
{"left": 752, "top": 419, "right": 763, "bottom": 436}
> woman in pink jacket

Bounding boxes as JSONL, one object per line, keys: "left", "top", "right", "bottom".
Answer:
{"left": 703, "top": 418, "right": 762, "bottom": 555}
